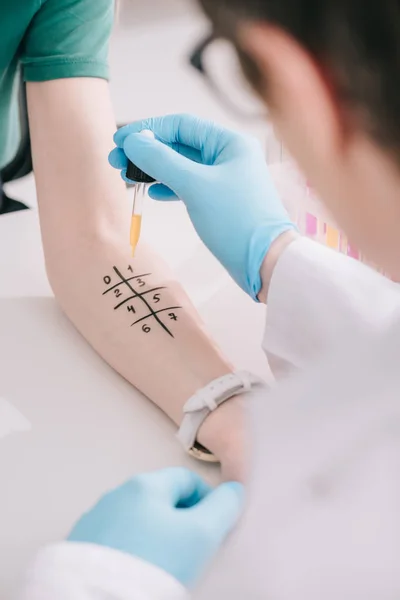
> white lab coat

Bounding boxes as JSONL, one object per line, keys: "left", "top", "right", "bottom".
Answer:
{"left": 17, "top": 238, "right": 400, "bottom": 600}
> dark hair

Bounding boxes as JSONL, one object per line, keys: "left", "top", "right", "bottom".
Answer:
{"left": 198, "top": 0, "right": 400, "bottom": 159}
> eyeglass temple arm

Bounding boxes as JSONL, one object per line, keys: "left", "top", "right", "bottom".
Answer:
{"left": 189, "top": 32, "right": 216, "bottom": 73}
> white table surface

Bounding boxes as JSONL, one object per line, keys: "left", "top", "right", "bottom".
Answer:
{"left": 0, "top": 201, "right": 268, "bottom": 596}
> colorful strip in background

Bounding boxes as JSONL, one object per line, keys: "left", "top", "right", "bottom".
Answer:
{"left": 273, "top": 166, "right": 392, "bottom": 277}
{"left": 339, "top": 233, "right": 348, "bottom": 255}
{"left": 347, "top": 243, "right": 360, "bottom": 260}
{"left": 305, "top": 212, "right": 317, "bottom": 236}
{"left": 301, "top": 212, "right": 391, "bottom": 277}
{"left": 326, "top": 225, "right": 340, "bottom": 250}
{"left": 302, "top": 212, "right": 359, "bottom": 259}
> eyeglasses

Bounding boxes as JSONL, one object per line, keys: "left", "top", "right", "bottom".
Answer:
{"left": 189, "top": 33, "right": 267, "bottom": 121}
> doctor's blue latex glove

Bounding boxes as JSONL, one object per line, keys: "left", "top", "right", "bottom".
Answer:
{"left": 68, "top": 467, "right": 243, "bottom": 588}
{"left": 109, "top": 114, "right": 296, "bottom": 299}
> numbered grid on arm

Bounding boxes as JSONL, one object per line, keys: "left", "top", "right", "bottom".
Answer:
{"left": 102, "top": 266, "right": 181, "bottom": 338}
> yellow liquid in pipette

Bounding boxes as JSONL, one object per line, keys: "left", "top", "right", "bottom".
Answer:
{"left": 130, "top": 214, "right": 142, "bottom": 256}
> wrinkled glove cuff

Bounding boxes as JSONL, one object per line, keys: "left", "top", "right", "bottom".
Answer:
{"left": 247, "top": 221, "right": 298, "bottom": 301}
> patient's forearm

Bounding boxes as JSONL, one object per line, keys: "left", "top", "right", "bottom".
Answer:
{"left": 51, "top": 240, "right": 245, "bottom": 468}
{"left": 47, "top": 234, "right": 233, "bottom": 427}
{"left": 27, "top": 78, "right": 244, "bottom": 465}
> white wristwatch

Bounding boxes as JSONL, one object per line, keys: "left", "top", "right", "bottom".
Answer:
{"left": 177, "top": 371, "right": 267, "bottom": 462}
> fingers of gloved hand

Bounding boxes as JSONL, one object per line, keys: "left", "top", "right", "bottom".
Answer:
{"left": 108, "top": 147, "right": 181, "bottom": 196}
{"left": 109, "top": 167, "right": 133, "bottom": 185}
{"left": 114, "top": 114, "right": 237, "bottom": 155}
{"left": 107, "top": 149, "right": 135, "bottom": 185}
{"left": 108, "top": 147, "right": 127, "bottom": 170}
{"left": 110, "top": 138, "right": 201, "bottom": 173}
{"left": 128, "top": 467, "right": 212, "bottom": 508}
{"left": 123, "top": 132, "right": 202, "bottom": 195}
{"left": 192, "top": 482, "right": 244, "bottom": 541}
{"left": 168, "top": 142, "right": 203, "bottom": 164}
{"left": 148, "top": 183, "right": 179, "bottom": 201}
{"left": 121, "top": 168, "right": 138, "bottom": 185}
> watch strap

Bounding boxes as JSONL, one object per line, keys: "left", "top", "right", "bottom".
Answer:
{"left": 177, "top": 371, "right": 266, "bottom": 461}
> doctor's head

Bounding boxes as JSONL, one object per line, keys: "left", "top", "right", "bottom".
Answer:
{"left": 196, "top": 0, "right": 400, "bottom": 277}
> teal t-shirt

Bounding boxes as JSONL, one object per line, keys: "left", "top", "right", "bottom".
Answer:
{"left": 0, "top": 0, "right": 114, "bottom": 169}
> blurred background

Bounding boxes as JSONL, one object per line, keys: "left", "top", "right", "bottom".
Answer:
{"left": 6, "top": 0, "right": 364, "bottom": 269}
{"left": 111, "top": 0, "right": 269, "bottom": 136}
{"left": 5, "top": 0, "right": 282, "bottom": 209}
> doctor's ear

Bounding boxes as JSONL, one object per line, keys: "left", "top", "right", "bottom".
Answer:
{"left": 238, "top": 24, "right": 346, "bottom": 177}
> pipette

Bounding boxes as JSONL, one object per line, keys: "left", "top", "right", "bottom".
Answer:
{"left": 125, "top": 139, "right": 156, "bottom": 256}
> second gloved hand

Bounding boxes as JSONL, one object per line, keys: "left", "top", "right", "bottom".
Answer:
{"left": 68, "top": 468, "right": 243, "bottom": 588}
{"left": 109, "top": 114, "right": 296, "bottom": 299}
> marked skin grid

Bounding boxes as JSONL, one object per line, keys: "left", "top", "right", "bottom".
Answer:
{"left": 102, "top": 265, "right": 182, "bottom": 338}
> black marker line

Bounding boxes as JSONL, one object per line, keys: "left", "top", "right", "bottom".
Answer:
{"left": 130, "top": 307, "right": 182, "bottom": 327}
{"left": 113, "top": 287, "right": 166, "bottom": 310}
{"left": 113, "top": 266, "right": 174, "bottom": 337}
{"left": 102, "top": 273, "right": 152, "bottom": 295}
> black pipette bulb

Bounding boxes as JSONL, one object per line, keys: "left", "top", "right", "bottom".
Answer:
{"left": 126, "top": 160, "right": 156, "bottom": 183}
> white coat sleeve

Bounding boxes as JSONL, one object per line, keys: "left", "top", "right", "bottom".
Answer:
{"left": 264, "top": 237, "right": 400, "bottom": 377}
{"left": 17, "top": 542, "right": 189, "bottom": 600}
